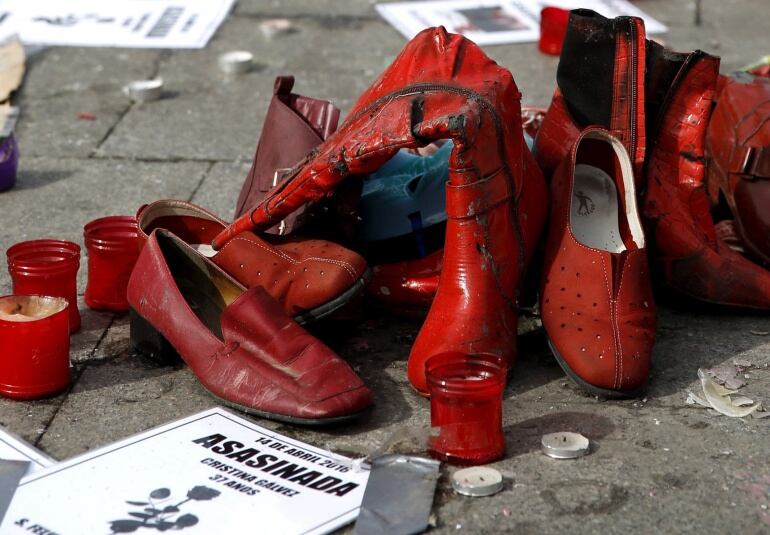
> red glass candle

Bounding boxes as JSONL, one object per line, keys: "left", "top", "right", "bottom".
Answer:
{"left": 539, "top": 7, "right": 570, "bottom": 56}
{"left": 0, "top": 295, "right": 70, "bottom": 399}
{"left": 426, "top": 352, "right": 506, "bottom": 466}
{"left": 6, "top": 239, "right": 81, "bottom": 333}
{"left": 84, "top": 216, "right": 140, "bottom": 311}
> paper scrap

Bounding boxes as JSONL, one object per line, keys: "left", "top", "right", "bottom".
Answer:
{"left": 0, "top": 0, "right": 235, "bottom": 49}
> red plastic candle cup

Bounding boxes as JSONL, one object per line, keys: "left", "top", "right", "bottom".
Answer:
{"left": 426, "top": 352, "right": 506, "bottom": 466}
{"left": 539, "top": 7, "right": 570, "bottom": 56}
{"left": 6, "top": 240, "right": 81, "bottom": 333}
{"left": 0, "top": 295, "right": 71, "bottom": 399}
{"left": 84, "top": 216, "right": 140, "bottom": 312}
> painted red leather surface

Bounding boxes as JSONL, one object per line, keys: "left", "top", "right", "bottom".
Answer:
{"left": 213, "top": 27, "right": 548, "bottom": 393}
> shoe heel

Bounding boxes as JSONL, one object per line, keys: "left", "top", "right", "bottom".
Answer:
{"left": 129, "top": 308, "right": 183, "bottom": 365}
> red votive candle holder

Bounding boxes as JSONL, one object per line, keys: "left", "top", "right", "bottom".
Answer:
{"left": 0, "top": 295, "right": 71, "bottom": 399}
{"left": 539, "top": 7, "right": 570, "bottom": 56}
{"left": 84, "top": 215, "right": 140, "bottom": 311}
{"left": 426, "top": 352, "right": 506, "bottom": 466}
{"left": 6, "top": 239, "right": 81, "bottom": 333}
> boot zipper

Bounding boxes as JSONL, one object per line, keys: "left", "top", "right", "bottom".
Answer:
{"left": 629, "top": 21, "right": 639, "bottom": 170}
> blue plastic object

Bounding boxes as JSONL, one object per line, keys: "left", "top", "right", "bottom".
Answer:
{"left": 359, "top": 141, "right": 452, "bottom": 245}
{"left": 359, "top": 133, "right": 534, "bottom": 246}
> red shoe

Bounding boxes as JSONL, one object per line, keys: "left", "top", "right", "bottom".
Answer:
{"left": 137, "top": 199, "right": 369, "bottom": 322}
{"left": 706, "top": 74, "right": 770, "bottom": 266}
{"left": 212, "top": 27, "right": 549, "bottom": 395}
{"left": 534, "top": 9, "right": 646, "bottom": 182}
{"left": 644, "top": 51, "right": 770, "bottom": 309}
{"left": 541, "top": 128, "right": 655, "bottom": 397}
{"left": 368, "top": 249, "right": 441, "bottom": 314}
{"left": 127, "top": 230, "right": 372, "bottom": 424}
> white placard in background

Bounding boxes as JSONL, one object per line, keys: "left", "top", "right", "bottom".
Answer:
{"left": 1, "top": 408, "right": 369, "bottom": 535}
{"left": 376, "top": 0, "right": 667, "bottom": 46}
{"left": 0, "top": 0, "right": 235, "bottom": 48}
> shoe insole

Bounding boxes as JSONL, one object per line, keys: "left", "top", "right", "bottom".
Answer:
{"left": 191, "top": 243, "right": 217, "bottom": 258}
{"left": 571, "top": 164, "right": 626, "bottom": 253}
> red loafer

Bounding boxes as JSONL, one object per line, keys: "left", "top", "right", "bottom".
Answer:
{"left": 137, "top": 199, "right": 369, "bottom": 323}
{"left": 128, "top": 229, "right": 373, "bottom": 424}
{"left": 541, "top": 128, "right": 656, "bottom": 397}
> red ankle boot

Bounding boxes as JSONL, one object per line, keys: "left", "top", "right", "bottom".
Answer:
{"left": 644, "top": 50, "right": 770, "bottom": 308}
{"left": 212, "top": 27, "right": 548, "bottom": 394}
{"left": 534, "top": 9, "right": 646, "bottom": 182}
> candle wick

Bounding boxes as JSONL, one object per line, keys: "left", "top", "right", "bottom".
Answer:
{"left": 11, "top": 304, "right": 22, "bottom": 315}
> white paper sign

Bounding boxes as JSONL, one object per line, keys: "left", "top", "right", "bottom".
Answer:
{"left": 0, "top": 0, "right": 235, "bottom": 48}
{"left": 1, "top": 408, "right": 369, "bottom": 535}
{"left": 0, "top": 426, "right": 54, "bottom": 475}
{"left": 376, "top": 0, "right": 667, "bottom": 46}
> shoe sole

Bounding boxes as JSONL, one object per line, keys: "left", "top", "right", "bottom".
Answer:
{"left": 293, "top": 268, "right": 372, "bottom": 325}
{"left": 211, "top": 393, "right": 373, "bottom": 426}
{"left": 546, "top": 337, "right": 646, "bottom": 399}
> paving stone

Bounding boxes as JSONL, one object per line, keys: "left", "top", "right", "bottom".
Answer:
{"left": 190, "top": 160, "right": 252, "bottom": 219}
{"left": 15, "top": 48, "right": 160, "bottom": 158}
{"left": 0, "top": 396, "right": 64, "bottom": 449}
{"left": 37, "top": 353, "right": 214, "bottom": 460}
{"left": 0, "top": 157, "right": 211, "bottom": 292}
{"left": 98, "top": 16, "right": 405, "bottom": 161}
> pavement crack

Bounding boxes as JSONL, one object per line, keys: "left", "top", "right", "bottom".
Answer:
{"left": 33, "top": 365, "right": 85, "bottom": 449}
{"left": 187, "top": 161, "right": 216, "bottom": 202}
{"left": 89, "top": 50, "right": 172, "bottom": 157}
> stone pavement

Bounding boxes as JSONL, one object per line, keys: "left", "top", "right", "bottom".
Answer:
{"left": 1, "top": 0, "right": 769, "bottom": 533}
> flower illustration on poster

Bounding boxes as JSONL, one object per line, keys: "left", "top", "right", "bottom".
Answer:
{"left": 109, "top": 485, "right": 221, "bottom": 533}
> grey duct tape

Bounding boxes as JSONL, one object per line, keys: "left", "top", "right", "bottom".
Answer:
{"left": 354, "top": 454, "right": 440, "bottom": 535}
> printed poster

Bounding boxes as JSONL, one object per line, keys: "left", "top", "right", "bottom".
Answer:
{"left": 1, "top": 408, "right": 369, "bottom": 534}
{"left": 376, "top": 0, "right": 667, "bottom": 46}
{"left": 0, "top": 0, "right": 235, "bottom": 48}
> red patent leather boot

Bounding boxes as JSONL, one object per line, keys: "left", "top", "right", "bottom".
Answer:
{"left": 368, "top": 249, "right": 442, "bottom": 313}
{"left": 212, "top": 27, "right": 549, "bottom": 394}
{"left": 534, "top": 9, "right": 646, "bottom": 182}
{"left": 644, "top": 50, "right": 770, "bottom": 309}
{"left": 541, "top": 128, "right": 655, "bottom": 397}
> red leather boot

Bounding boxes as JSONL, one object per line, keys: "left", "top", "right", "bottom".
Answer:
{"left": 706, "top": 74, "right": 770, "bottom": 266}
{"left": 534, "top": 9, "right": 646, "bottom": 182}
{"left": 212, "top": 27, "right": 549, "bottom": 394}
{"left": 644, "top": 50, "right": 770, "bottom": 308}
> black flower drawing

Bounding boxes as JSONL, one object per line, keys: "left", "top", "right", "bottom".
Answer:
{"left": 109, "top": 485, "right": 221, "bottom": 533}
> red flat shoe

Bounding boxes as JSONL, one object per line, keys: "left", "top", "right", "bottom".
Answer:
{"left": 128, "top": 229, "right": 373, "bottom": 424}
{"left": 211, "top": 27, "right": 549, "bottom": 395}
{"left": 541, "top": 128, "right": 655, "bottom": 397}
{"left": 137, "top": 199, "right": 369, "bottom": 323}
{"left": 706, "top": 74, "right": 770, "bottom": 266}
